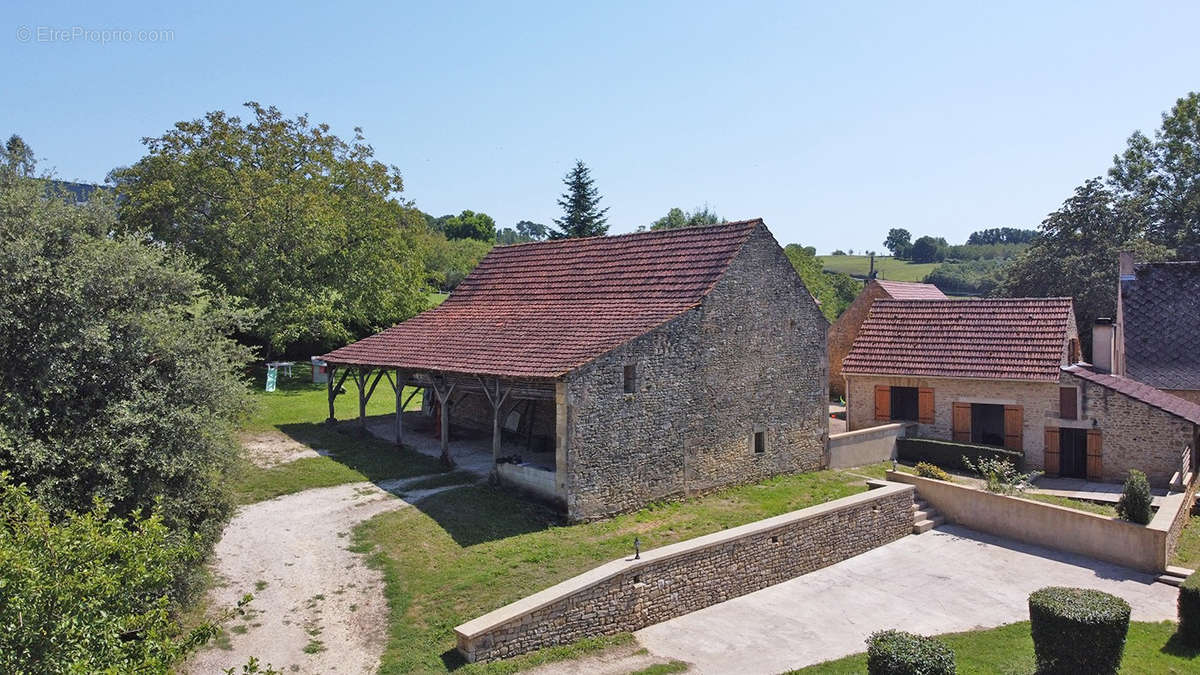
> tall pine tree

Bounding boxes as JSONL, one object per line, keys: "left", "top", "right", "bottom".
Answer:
{"left": 551, "top": 160, "right": 608, "bottom": 238}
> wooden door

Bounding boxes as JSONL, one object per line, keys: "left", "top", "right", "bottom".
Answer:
{"left": 874, "top": 385, "right": 890, "bottom": 421}
{"left": 1003, "top": 405, "right": 1023, "bottom": 451}
{"left": 918, "top": 388, "right": 935, "bottom": 424}
{"left": 952, "top": 402, "right": 971, "bottom": 442}
{"left": 1086, "top": 430, "right": 1103, "bottom": 481}
{"left": 1044, "top": 427, "right": 1060, "bottom": 475}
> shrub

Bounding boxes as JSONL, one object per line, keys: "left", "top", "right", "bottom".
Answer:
{"left": 915, "top": 462, "right": 951, "bottom": 481}
{"left": 897, "top": 437, "right": 1024, "bottom": 472}
{"left": 1179, "top": 571, "right": 1200, "bottom": 646}
{"left": 1028, "top": 587, "right": 1130, "bottom": 674}
{"left": 961, "top": 455, "right": 1042, "bottom": 495}
{"left": 866, "top": 629, "right": 955, "bottom": 674}
{"left": 1116, "top": 470, "right": 1153, "bottom": 524}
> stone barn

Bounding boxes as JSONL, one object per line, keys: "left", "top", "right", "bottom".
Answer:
{"left": 320, "top": 220, "right": 829, "bottom": 520}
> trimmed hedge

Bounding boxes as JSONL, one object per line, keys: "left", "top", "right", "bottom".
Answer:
{"left": 1116, "top": 470, "right": 1153, "bottom": 524}
{"left": 898, "top": 437, "right": 1024, "bottom": 472}
{"left": 866, "top": 629, "right": 955, "bottom": 674}
{"left": 1179, "top": 571, "right": 1200, "bottom": 646}
{"left": 1028, "top": 587, "right": 1130, "bottom": 674}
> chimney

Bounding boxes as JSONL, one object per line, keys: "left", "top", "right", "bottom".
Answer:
{"left": 1093, "top": 318, "right": 1115, "bottom": 374}
{"left": 1118, "top": 251, "right": 1135, "bottom": 281}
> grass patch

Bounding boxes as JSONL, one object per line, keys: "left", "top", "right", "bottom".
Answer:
{"left": 631, "top": 661, "right": 689, "bottom": 674}
{"left": 1174, "top": 514, "right": 1200, "bottom": 568}
{"left": 794, "top": 620, "right": 1199, "bottom": 674}
{"left": 302, "top": 639, "right": 326, "bottom": 654}
{"left": 229, "top": 366, "right": 446, "bottom": 503}
{"left": 401, "top": 470, "right": 478, "bottom": 492}
{"left": 1020, "top": 492, "right": 1119, "bottom": 517}
{"left": 354, "top": 468, "right": 870, "bottom": 673}
{"left": 817, "top": 255, "right": 939, "bottom": 282}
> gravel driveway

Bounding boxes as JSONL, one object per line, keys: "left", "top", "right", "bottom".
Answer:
{"left": 186, "top": 479, "right": 438, "bottom": 674}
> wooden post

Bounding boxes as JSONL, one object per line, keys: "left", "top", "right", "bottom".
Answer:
{"left": 393, "top": 370, "right": 403, "bottom": 448}
{"left": 356, "top": 368, "right": 370, "bottom": 432}
{"left": 432, "top": 377, "right": 456, "bottom": 468}
{"left": 326, "top": 365, "right": 337, "bottom": 424}
{"left": 480, "top": 377, "right": 510, "bottom": 472}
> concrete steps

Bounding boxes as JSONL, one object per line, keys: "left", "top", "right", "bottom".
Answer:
{"left": 1156, "top": 565, "right": 1195, "bottom": 587}
{"left": 911, "top": 498, "right": 944, "bottom": 534}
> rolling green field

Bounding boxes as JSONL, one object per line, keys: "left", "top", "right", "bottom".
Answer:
{"left": 817, "top": 255, "right": 938, "bottom": 282}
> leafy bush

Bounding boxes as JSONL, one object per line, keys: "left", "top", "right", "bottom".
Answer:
{"left": 866, "top": 629, "right": 955, "bottom": 674}
{"left": 915, "top": 462, "right": 951, "bottom": 481}
{"left": 897, "top": 437, "right": 1024, "bottom": 472}
{"left": 961, "top": 456, "right": 1042, "bottom": 495}
{"left": 1179, "top": 571, "right": 1200, "bottom": 646}
{"left": 0, "top": 474, "right": 242, "bottom": 672}
{"left": 1116, "top": 470, "right": 1153, "bottom": 524}
{"left": 0, "top": 170, "right": 253, "bottom": 598}
{"left": 1028, "top": 587, "right": 1130, "bottom": 674}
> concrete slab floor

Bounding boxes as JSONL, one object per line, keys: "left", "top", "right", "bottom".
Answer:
{"left": 634, "top": 524, "right": 1179, "bottom": 674}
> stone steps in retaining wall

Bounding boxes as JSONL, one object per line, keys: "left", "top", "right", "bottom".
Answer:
{"left": 912, "top": 498, "right": 945, "bottom": 534}
{"left": 1156, "top": 565, "right": 1195, "bottom": 587}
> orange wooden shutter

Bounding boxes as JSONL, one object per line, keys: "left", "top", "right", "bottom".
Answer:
{"left": 874, "top": 385, "right": 890, "bottom": 421}
{"left": 952, "top": 402, "right": 971, "bottom": 442}
{"left": 1087, "top": 430, "right": 1103, "bottom": 480}
{"left": 918, "top": 388, "right": 935, "bottom": 424}
{"left": 1044, "top": 427, "right": 1060, "bottom": 475}
{"left": 1003, "top": 405, "right": 1023, "bottom": 451}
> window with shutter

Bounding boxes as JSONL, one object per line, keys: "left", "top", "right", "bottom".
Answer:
{"left": 918, "top": 388, "right": 934, "bottom": 424}
{"left": 952, "top": 402, "right": 971, "bottom": 442}
{"left": 874, "top": 385, "right": 890, "bottom": 421}
{"left": 1059, "top": 387, "right": 1077, "bottom": 420}
{"left": 1003, "top": 405, "right": 1023, "bottom": 451}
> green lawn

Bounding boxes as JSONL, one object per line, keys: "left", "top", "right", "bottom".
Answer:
{"left": 817, "top": 255, "right": 939, "bottom": 282}
{"left": 229, "top": 364, "right": 445, "bottom": 504}
{"left": 353, "top": 465, "right": 885, "bottom": 673}
{"left": 1173, "top": 514, "right": 1200, "bottom": 568}
{"left": 794, "top": 620, "right": 1198, "bottom": 674}
{"left": 1019, "top": 492, "right": 1119, "bottom": 517}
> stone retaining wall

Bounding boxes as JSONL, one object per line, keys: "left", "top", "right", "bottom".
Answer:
{"left": 455, "top": 482, "right": 915, "bottom": 662}
{"left": 1167, "top": 472, "right": 1200, "bottom": 559}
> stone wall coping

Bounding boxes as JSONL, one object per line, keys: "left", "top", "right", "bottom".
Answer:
{"left": 454, "top": 481, "right": 914, "bottom": 640}
{"left": 829, "top": 422, "right": 913, "bottom": 442}
{"left": 1152, "top": 491, "right": 1187, "bottom": 532}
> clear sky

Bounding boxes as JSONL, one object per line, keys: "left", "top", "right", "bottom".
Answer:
{"left": 4, "top": 1, "right": 1199, "bottom": 252}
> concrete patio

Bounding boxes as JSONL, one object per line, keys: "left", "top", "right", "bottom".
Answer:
{"left": 634, "top": 524, "right": 1179, "bottom": 674}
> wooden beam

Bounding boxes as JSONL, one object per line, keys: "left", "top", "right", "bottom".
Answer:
{"left": 402, "top": 386, "right": 421, "bottom": 411}
{"left": 356, "top": 367, "right": 371, "bottom": 432}
{"left": 478, "top": 378, "right": 511, "bottom": 470}
{"left": 431, "top": 378, "right": 457, "bottom": 468}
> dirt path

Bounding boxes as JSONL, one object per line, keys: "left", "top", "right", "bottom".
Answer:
{"left": 187, "top": 478, "right": 446, "bottom": 674}
{"left": 239, "top": 430, "right": 323, "bottom": 468}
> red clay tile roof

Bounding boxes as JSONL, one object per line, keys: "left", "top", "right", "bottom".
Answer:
{"left": 874, "top": 280, "right": 947, "bottom": 300}
{"left": 321, "top": 220, "right": 762, "bottom": 377}
{"left": 1063, "top": 365, "right": 1200, "bottom": 425}
{"left": 842, "top": 297, "right": 1074, "bottom": 382}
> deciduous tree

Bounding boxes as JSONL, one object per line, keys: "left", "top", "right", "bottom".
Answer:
{"left": 114, "top": 102, "right": 426, "bottom": 355}
{"left": 883, "top": 228, "right": 912, "bottom": 258}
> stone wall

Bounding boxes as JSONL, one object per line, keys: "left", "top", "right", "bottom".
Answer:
{"left": 846, "top": 374, "right": 1057, "bottom": 469}
{"left": 1061, "top": 371, "right": 1198, "bottom": 487}
{"left": 827, "top": 281, "right": 884, "bottom": 399}
{"left": 455, "top": 483, "right": 915, "bottom": 662}
{"left": 828, "top": 422, "right": 912, "bottom": 469}
{"left": 562, "top": 224, "right": 829, "bottom": 519}
{"left": 1168, "top": 473, "right": 1200, "bottom": 560}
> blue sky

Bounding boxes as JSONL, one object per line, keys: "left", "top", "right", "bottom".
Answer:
{"left": 4, "top": 1, "right": 1199, "bottom": 252}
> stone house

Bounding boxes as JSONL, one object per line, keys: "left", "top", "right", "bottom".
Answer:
{"left": 1105, "top": 252, "right": 1200, "bottom": 405}
{"left": 842, "top": 297, "right": 1080, "bottom": 471}
{"left": 321, "top": 220, "right": 829, "bottom": 520}
{"left": 827, "top": 280, "right": 945, "bottom": 398}
{"left": 1056, "top": 365, "right": 1199, "bottom": 487}
{"left": 843, "top": 296, "right": 1199, "bottom": 487}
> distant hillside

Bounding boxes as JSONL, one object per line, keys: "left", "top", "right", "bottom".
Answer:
{"left": 816, "top": 255, "right": 938, "bottom": 283}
